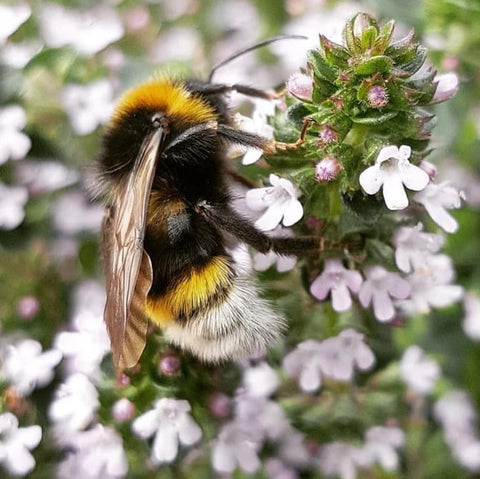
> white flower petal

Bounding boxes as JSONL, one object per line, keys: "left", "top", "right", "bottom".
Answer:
{"left": 359, "top": 165, "right": 383, "bottom": 194}
{"left": 281, "top": 198, "right": 303, "bottom": 227}
{"left": 382, "top": 171, "right": 409, "bottom": 210}
{"left": 152, "top": 422, "right": 178, "bottom": 464}
{"left": 401, "top": 164, "right": 429, "bottom": 191}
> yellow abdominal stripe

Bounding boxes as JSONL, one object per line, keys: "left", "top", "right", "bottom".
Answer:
{"left": 111, "top": 78, "right": 217, "bottom": 126}
{"left": 146, "top": 256, "right": 233, "bottom": 326}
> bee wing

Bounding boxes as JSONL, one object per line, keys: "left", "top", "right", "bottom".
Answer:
{"left": 103, "top": 129, "right": 162, "bottom": 369}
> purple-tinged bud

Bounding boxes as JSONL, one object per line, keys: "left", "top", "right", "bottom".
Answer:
{"left": 112, "top": 398, "right": 135, "bottom": 422}
{"left": 318, "top": 126, "right": 339, "bottom": 145}
{"left": 16, "top": 296, "right": 40, "bottom": 320}
{"left": 367, "top": 85, "right": 388, "bottom": 108}
{"left": 286, "top": 73, "right": 313, "bottom": 101}
{"left": 305, "top": 216, "right": 322, "bottom": 230}
{"left": 159, "top": 353, "right": 180, "bottom": 376}
{"left": 208, "top": 392, "right": 232, "bottom": 419}
{"left": 315, "top": 157, "right": 341, "bottom": 182}
{"left": 419, "top": 160, "right": 437, "bottom": 180}
{"left": 432, "top": 72, "right": 458, "bottom": 103}
{"left": 116, "top": 373, "right": 131, "bottom": 388}
{"left": 442, "top": 56, "right": 459, "bottom": 71}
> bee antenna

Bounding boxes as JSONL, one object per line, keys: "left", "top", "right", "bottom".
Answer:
{"left": 208, "top": 34, "right": 308, "bottom": 83}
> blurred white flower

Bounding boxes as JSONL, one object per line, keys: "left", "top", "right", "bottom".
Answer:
{"left": 1, "top": 339, "right": 62, "bottom": 396}
{"left": 432, "top": 72, "right": 459, "bottom": 103}
{"left": 359, "top": 145, "right": 429, "bottom": 210}
{"left": 414, "top": 181, "right": 464, "bottom": 233}
{"left": 434, "top": 391, "right": 480, "bottom": 472}
{"left": 49, "top": 374, "right": 99, "bottom": 432}
{"left": 0, "top": 105, "right": 31, "bottom": 165}
{"left": 246, "top": 174, "right": 303, "bottom": 231}
{"left": 265, "top": 458, "right": 299, "bottom": 479}
{"left": 16, "top": 160, "right": 78, "bottom": 195}
{"left": 318, "top": 441, "right": 360, "bottom": 479}
{"left": 39, "top": 4, "right": 124, "bottom": 56}
{"left": 242, "top": 362, "right": 278, "bottom": 398}
{"left": 310, "top": 259, "right": 363, "bottom": 312}
{"left": 393, "top": 222, "right": 444, "bottom": 273}
{"left": 283, "top": 340, "right": 324, "bottom": 392}
{"left": 132, "top": 398, "right": 201, "bottom": 465}
{"left": 318, "top": 329, "right": 375, "bottom": 382}
{"left": 0, "top": 183, "right": 28, "bottom": 230}
{"left": 400, "top": 345, "right": 440, "bottom": 395}
{"left": 401, "top": 254, "right": 463, "bottom": 314}
{"left": 212, "top": 421, "right": 261, "bottom": 474}
{"left": 463, "top": 293, "right": 480, "bottom": 341}
{"left": 358, "top": 265, "right": 411, "bottom": 321}
{"left": 0, "top": 4, "right": 31, "bottom": 44}
{"left": 1, "top": 41, "right": 40, "bottom": 69}
{"left": 52, "top": 191, "right": 104, "bottom": 235}
{"left": 61, "top": 79, "right": 115, "bottom": 135}
{"left": 284, "top": 329, "right": 375, "bottom": 389}
{"left": 0, "top": 412, "right": 41, "bottom": 477}
{"left": 54, "top": 280, "right": 110, "bottom": 380}
{"left": 356, "top": 426, "right": 406, "bottom": 471}
{"left": 236, "top": 100, "right": 275, "bottom": 165}
{"left": 56, "top": 425, "right": 128, "bottom": 479}
{"left": 149, "top": 27, "right": 200, "bottom": 64}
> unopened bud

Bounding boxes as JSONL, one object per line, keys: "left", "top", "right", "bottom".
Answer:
{"left": 208, "top": 392, "right": 232, "bottom": 418}
{"left": 315, "top": 157, "right": 341, "bottom": 182}
{"left": 16, "top": 296, "right": 40, "bottom": 320}
{"left": 318, "top": 126, "right": 339, "bottom": 145}
{"left": 419, "top": 160, "right": 437, "bottom": 180}
{"left": 112, "top": 398, "right": 135, "bottom": 422}
{"left": 159, "top": 353, "right": 180, "bottom": 376}
{"left": 367, "top": 85, "right": 388, "bottom": 108}
{"left": 286, "top": 72, "right": 313, "bottom": 101}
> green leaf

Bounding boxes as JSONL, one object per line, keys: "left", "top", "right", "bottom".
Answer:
{"left": 377, "top": 20, "right": 395, "bottom": 51}
{"left": 312, "top": 75, "right": 337, "bottom": 103}
{"left": 265, "top": 151, "right": 311, "bottom": 170}
{"left": 341, "top": 191, "right": 384, "bottom": 225}
{"left": 397, "top": 45, "right": 427, "bottom": 75}
{"left": 320, "top": 35, "right": 350, "bottom": 67}
{"left": 360, "top": 26, "right": 378, "bottom": 51}
{"left": 365, "top": 238, "right": 396, "bottom": 268}
{"left": 343, "top": 16, "right": 360, "bottom": 54}
{"left": 351, "top": 111, "right": 398, "bottom": 125}
{"left": 353, "top": 55, "right": 394, "bottom": 75}
{"left": 303, "top": 184, "right": 331, "bottom": 219}
{"left": 307, "top": 49, "right": 337, "bottom": 82}
{"left": 286, "top": 103, "right": 310, "bottom": 129}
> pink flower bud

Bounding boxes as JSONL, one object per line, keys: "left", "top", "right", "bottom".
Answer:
{"left": 112, "top": 398, "right": 135, "bottom": 422}
{"left": 315, "top": 157, "right": 341, "bottom": 182}
{"left": 367, "top": 85, "right": 388, "bottom": 108}
{"left": 419, "top": 159, "right": 437, "bottom": 180}
{"left": 115, "top": 373, "right": 131, "bottom": 388}
{"left": 16, "top": 296, "right": 40, "bottom": 320}
{"left": 433, "top": 72, "right": 458, "bottom": 103}
{"left": 318, "top": 126, "right": 339, "bottom": 145}
{"left": 159, "top": 354, "right": 180, "bottom": 376}
{"left": 208, "top": 392, "right": 232, "bottom": 418}
{"left": 286, "top": 72, "right": 313, "bottom": 101}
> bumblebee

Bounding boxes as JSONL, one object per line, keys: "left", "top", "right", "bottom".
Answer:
{"left": 95, "top": 45, "right": 319, "bottom": 369}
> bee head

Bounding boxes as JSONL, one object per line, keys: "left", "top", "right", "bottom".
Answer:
{"left": 98, "top": 78, "right": 218, "bottom": 183}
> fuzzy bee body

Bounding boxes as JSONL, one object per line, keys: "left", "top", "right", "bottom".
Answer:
{"left": 97, "top": 77, "right": 308, "bottom": 368}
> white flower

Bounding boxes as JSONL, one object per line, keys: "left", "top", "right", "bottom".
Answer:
{"left": 61, "top": 79, "right": 115, "bottom": 135}
{"left": 310, "top": 259, "right": 363, "bottom": 312}
{"left": 54, "top": 281, "right": 110, "bottom": 380}
{"left": 359, "top": 265, "right": 411, "bottom": 321}
{"left": 414, "top": 181, "right": 464, "bottom": 233}
{"left": 1, "top": 339, "right": 62, "bottom": 396}
{"left": 0, "top": 4, "right": 31, "bottom": 44}
{"left": 0, "top": 105, "right": 31, "bottom": 165}
{"left": 359, "top": 145, "right": 429, "bottom": 210}
{"left": 242, "top": 362, "right": 278, "bottom": 398}
{"left": 245, "top": 174, "right": 303, "bottom": 231}
{"left": 318, "top": 329, "right": 375, "bottom": 382}
{"left": 357, "top": 426, "right": 405, "bottom": 471}
{"left": 0, "top": 183, "right": 28, "bottom": 230}
{"left": 432, "top": 72, "right": 459, "bottom": 103}
{"left": 284, "top": 330, "right": 375, "bottom": 389}
{"left": 252, "top": 227, "right": 296, "bottom": 272}
{"left": 393, "top": 222, "right": 444, "bottom": 273}
{"left": 52, "top": 191, "right": 104, "bottom": 235}
{"left": 236, "top": 101, "right": 275, "bottom": 165}
{"left": 132, "top": 398, "right": 201, "bottom": 464}
{"left": 39, "top": 4, "right": 124, "bottom": 56}
{"left": 463, "top": 293, "right": 480, "bottom": 341}
{"left": 400, "top": 345, "right": 440, "bottom": 395}
{"left": 16, "top": 160, "right": 78, "bottom": 195}
{"left": 283, "top": 340, "right": 324, "bottom": 392}
{"left": 212, "top": 422, "right": 261, "bottom": 474}
{"left": 318, "top": 441, "right": 360, "bottom": 479}
{"left": 0, "top": 413, "right": 42, "bottom": 477}
{"left": 1, "top": 42, "right": 40, "bottom": 69}
{"left": 401, "top": 254, "right": 463, "bottom": 314}
{"left": 49, "top": 374, "right": 99, "bottom": 432}
{"left": 56, "top": 425, "right": 128, "bottom": 479}
{"left": 265, "top": 458, "right": 299, "bottom": 479}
